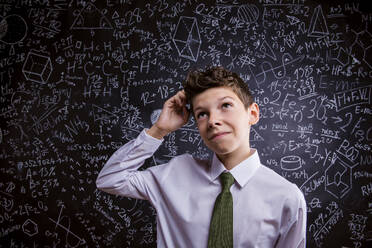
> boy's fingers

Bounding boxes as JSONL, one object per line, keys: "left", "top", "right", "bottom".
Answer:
{"left": 165, "top": 90, "right": 186, "bottom": 111}
{"left": 183, "top": 106, "right": 190, "bottom": 118}
{"left": 174, "top": 91, "right": 185, "bottom": 106}
{"left": 174, "top": 95, "right": 181, "bottom": 106}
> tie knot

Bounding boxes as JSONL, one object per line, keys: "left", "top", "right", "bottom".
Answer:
{"left": 220, "top": 172, "right": 234, "bottom": 191}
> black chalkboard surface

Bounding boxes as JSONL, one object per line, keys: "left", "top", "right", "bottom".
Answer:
{"left": 1, "top": 0, "right": 371, "bottom": 247}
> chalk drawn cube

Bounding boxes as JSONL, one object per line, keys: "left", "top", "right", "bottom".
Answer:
{"left": 173, "top": 16, "right": 201, "bottom": 62}
{"left": 22, "top": 219, "right": 38, "bottom": 237}
{"left": 23, "top": 51, "right": 52, "bottom": 84}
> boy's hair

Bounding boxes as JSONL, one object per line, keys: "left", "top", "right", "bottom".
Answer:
{"left": 183, "top": 66, "right": 254, "bottom": 116}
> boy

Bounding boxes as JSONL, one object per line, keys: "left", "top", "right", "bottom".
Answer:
{"left": 96, "top": 66, "right": 307, "bottom": 247}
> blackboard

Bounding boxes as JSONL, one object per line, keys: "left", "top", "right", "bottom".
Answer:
{"left": 1, "top": 0, "right": 371, "bottom": 247}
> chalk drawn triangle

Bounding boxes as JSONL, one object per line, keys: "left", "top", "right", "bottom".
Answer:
{"left": 286, "top": 15, "right": 300, "bottom": 25}
{"left": 250, "top": 127, "right": 264, "bottom": 142}
{"left": 181, "top": 45, "right": 194, "bottom": 60}
{"left": 112, "top": 11, "right": 119, "bottom": 19}
{"left": 174, "top": 40, "right": 187, "bottom": 55}
{"left": 308, "top": 5, "right": 328, "bottom": 37}
{"left": 190, "top": 22, "right": 200, "bottom": 42}
{"left": 259, "top": 40, "right": 277, "bottom": 61}
{"left": 71, "top": 3, "right": 112, "bottom": 30}
{"left": 225, "top": 47, "right": 231, "bottom": 57}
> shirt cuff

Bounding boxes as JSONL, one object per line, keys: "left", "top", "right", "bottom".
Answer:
{"left": 143, "top": 128, "right": 165, "bottom": 143}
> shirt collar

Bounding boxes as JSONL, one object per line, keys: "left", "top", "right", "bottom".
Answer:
{"left": 209, "top": 149, "right": 261, "bottom": 188}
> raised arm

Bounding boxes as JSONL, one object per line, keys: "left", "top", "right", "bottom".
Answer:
{"left": 96, "top": 90, "right": 190, "bottom": 201}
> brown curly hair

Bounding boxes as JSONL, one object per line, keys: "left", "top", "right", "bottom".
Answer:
{"left": 182, "top": 66, "right": 254, "bottom": 117}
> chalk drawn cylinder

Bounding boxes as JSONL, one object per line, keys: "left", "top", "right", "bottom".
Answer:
{"left": 280, "top": 155, "right": 302, "bottom": 171}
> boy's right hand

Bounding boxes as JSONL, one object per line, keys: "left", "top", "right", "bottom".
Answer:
{"left": 147, "top": 90, "right": 190, "bottom": 140}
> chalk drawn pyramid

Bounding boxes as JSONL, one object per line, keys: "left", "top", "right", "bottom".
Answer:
{"left": 308, "top": 5, "right": 328, "bottom": 37}
{"left": 71, "top": 2, "right": 112, "bottom": 30}
{"left": 173, "top": 16, "right": 201, "bottom": 61}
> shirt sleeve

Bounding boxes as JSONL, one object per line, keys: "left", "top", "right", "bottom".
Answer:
{"left": 276, "top": 188, "right": 307, "bottom": 248}
{"left": 95, "top": 128, "right": 164, "bottom": 202}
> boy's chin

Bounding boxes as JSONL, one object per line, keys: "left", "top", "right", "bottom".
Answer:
{"left": 207, "top": 145, "right": 233, "bottom": 155}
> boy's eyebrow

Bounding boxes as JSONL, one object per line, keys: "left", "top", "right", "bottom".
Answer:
{"left": 193, "top": 96, "right": 235, "bottom": 112}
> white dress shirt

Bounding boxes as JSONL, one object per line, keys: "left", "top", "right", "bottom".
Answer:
{"left": 96, "top": 129, "right": 307, "bottom": 248}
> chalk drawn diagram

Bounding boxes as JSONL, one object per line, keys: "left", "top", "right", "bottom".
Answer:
{"left": 308, "top": 5, "right": 329, "bottom": 38}
{"left": 91, "top": 104, "right": 119, "bottom": 124}
{"left": 286, "top": 15, "right": 301, "bottom": 26}
{"left": 250, "top": 53, "right": 305, "bottom": 86}
{"left": 257, "top": 40, "right": 277, "bottom": 61}
{"left": 0, "top": 14, "right": 27, "bottom": 44}
{"left": 356, "top": 29, "right": 372, "bottom": 48}
{"left": 250, "top": 127, "right": 264, "bottom": 142}
{"left": 334, "top": 47, "right": 350, "bottom": 66}
{"left": 49, "top": 206, "right": 86, "bottom": 247}
{"left": 70, "top": 3, "right": 112, "bottom": 31}
{"left": 172, "top": 16, "right": 201, "bottom": 62}
{"left": 22, "top": 51, "right": 53, "bottom": 84}
{"left": 280, "top": 155, "right": 302, "bottom": 171}
{"left": 237, "top": 5, "right": 259, "bottom": 24}
{"left": 350, "top": 29, "right": 372, "bottom": 68}
{"left": 350, "top": 40, "right": 364, "bottom": 65}
{"left": 0, "top": 14, "right": 28, "bottom": 55}
{"left": 22, "top": 219, "right": 38, "bottom": 237}
{"left": 325, "top": 154, "right": 352, "bottom": 199}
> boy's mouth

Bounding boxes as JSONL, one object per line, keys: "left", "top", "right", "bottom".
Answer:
{"left": 209, "top": 132, "right": 229, "bottom": 140}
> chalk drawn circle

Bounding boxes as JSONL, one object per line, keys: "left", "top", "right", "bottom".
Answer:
{"left": 0, "top": 15, "right": 27, "bottom": 44}
{"left": 280, "top": 155, "right": 302, "bottom": 171}
{"left": 237, "top": 5, "right": 259, "bottom": 24}
{"left": 150, "top": 109, "right": 162, "bottom": 125}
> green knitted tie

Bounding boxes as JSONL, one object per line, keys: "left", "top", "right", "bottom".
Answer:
{"left": 208, "top": 172, "right": 234, "bottom": 248}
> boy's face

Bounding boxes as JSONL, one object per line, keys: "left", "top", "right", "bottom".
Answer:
{"left": 192, "top": 86, "right": 259, "bottom": 162}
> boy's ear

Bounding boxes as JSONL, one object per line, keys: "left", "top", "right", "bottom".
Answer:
{"left": 248, "top": 103, "right": 259, "bottom": 125}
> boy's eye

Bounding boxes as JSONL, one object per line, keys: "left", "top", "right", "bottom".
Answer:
{"left": 197, "top": 112, "right": 207, "bottom": 119}
{"left": 222, "top": 102, "right": 232, "bottom": 108}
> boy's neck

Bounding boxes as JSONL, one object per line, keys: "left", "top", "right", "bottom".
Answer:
{"left": 217, "top": 148, "right": 254, "bottom": 170}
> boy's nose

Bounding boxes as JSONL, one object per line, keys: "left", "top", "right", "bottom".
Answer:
{"left": 208, "top": 113, "right": 221, "bottom": 128}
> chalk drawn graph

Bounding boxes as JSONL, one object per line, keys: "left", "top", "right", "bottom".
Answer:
{"left": 250, "top": 53, "right": 305, "bottom": 86}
